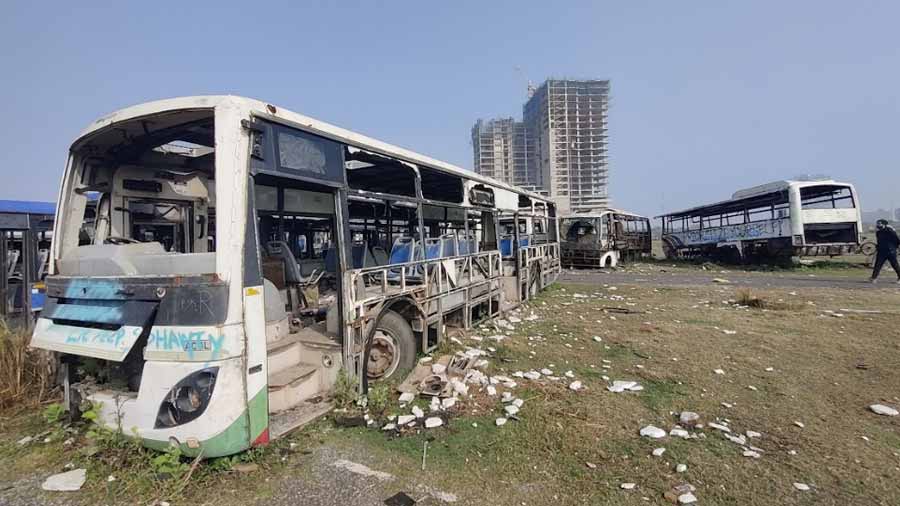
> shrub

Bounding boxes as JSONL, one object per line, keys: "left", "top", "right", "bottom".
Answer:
{"left": 0, "top": 320, "right": 57, "bottom": 409}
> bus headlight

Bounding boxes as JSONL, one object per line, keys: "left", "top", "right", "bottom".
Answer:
{"left": 155, "top": 367, "right": 218, "bottom": 429}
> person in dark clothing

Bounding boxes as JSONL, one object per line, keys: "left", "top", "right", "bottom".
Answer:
{"left": 870, "top": 219, "right": 900, "bottom": 283}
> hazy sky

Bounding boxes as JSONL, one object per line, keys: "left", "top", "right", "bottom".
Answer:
{"left": 2, "top": 1, "right": 898, "bottom": 216}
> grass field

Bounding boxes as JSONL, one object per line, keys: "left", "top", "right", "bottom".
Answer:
{"left": 2, "top": 272, "right": 899, "bottom": 505}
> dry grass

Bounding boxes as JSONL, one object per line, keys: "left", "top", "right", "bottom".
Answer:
{"left": 0, "top": 321, "right": 56, "bottom": 410}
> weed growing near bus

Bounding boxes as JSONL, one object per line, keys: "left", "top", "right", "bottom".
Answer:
{"left": 0, "top": 321, "right": 55, "bottom": 409}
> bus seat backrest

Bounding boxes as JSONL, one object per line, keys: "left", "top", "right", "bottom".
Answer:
{"left": 324, "top": 247, "right": 337, "bottom": 273}
{"left": 440, "top": 234, "right": 457, "bottom": 257}
{"left": 371, "top": 246, "right": 388, "bottom": 266}
{"left": 351, "top": 242, "right": 377, "bottom": 269}
{"left": 500, "top": 236, "right": 513, "bottom": 257}
{"left": 519, "top": 236, "right": 530, "bottom": 248}
{"left": 389, "top": 237, "right": 415, "bottom": 265}
{"left": 424, "top": 238, "right": 442, "bottom": 260}
{"left": 267, "top": 241, "right": 304, "bottom": 284}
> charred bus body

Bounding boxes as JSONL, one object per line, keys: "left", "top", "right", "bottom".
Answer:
{"left": 560, "top": 209, "right": 651, "bottom": 268}
{"left": 30, "top": 97, "right": 560, "bottom": 457}
{"left": 658, "top": 179, "right": 862, "bottom": 263}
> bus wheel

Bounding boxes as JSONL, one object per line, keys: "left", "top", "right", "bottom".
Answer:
{"left": 367, "top": 311, "right": 416, "bottom": 381}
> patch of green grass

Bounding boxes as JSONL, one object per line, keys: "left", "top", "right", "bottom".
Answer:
{"left": 638, "top": 378, "right": 687, "bottom": 414}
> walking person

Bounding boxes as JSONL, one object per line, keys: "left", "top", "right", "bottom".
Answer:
{"left": 870, "top": 219, "right": 900, "bottom": 283}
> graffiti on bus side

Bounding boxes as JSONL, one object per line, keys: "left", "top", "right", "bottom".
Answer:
{"left": 674, "top": 219, "right": 788, "bottom": 246}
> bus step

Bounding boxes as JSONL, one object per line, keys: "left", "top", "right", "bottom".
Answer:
{"left": 268, "top": 363, "right": 319, "bottom": 413}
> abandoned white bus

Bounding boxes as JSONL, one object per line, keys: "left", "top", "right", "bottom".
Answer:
{"left": 658, "top": 179, "right": 862, "bottom": 262}
{"left": 560, "top": 209, "right": 652, "bottom": 268}
{"left": 30, "top": 96, "right": 560, "bottom": 457}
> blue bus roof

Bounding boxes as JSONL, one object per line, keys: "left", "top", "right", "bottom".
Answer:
{"left": 0, "top": 200, "right": 56, "bottom": 215}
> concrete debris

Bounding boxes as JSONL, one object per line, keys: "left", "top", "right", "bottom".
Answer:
{"left": 569, "top": 381, "right": 584, "bottom": 391}
{"left": 441, "top": 397, "right": 457, "bottom": 409}
{"left": 504, "top": 405, "right": 520, "bottom": 416}
{"left": 743, "top": 450, "right": 761, "bottom": 459}
{"left": 523, "top": 371, "right": 542, "bottom": 380}
{"left": 382, "top": 423, "right": 397, "bottom": 431}
{"left": 675, "top": 463, "right": 687, "bottom": 473}
{"left": 425, "top": 417, "right": 443, "bottom": 429}
{"left": 793, "top": 421, "right": 805, "bottom": 428}
{"left": 640, "top": 425, "right": 667, "bottom": 439}
{"left": 713, "top": 369, "right": 725, "bottom": 375}
{"left": 669, "top": 428, "right": 690, "bottom": 438}
{"left": 412, "top": 406, "right": 425, "bottom": 418}
{"left": 712, "top": 278, "right": 731, "bottom": 284}
{"left": 746, "top": 430, "right": 762, "bottom": 438}
{"left": 398, "top": 392, "right": 416, "bottom": 404}
{"left": 495, "top": 418, "right": 507, "bottom": 426}
{"left": 678, "top": 492, "right": 698, "bottom": 504}
{"left": 793, "top": 482, "right": 810, "bottom": 491}
{"left": 707, "top": 422, "right": 730, "bottom": 432}
{"left": 620, "top": 483, "right": 636, "bottom": 490}
{"left": 41, "top": 468, "right": 87, "bottom": 491}
{"left": 512, "top": 398, "right": 524, "bottom": 408}
{"left": 725, "top": 433, "right": 747, "bottom": 445}
{"left": 17, "top": 435, "right": 34, "bottom": 446}
{"left": 607, "top": 380, "right": 642, "bottom": 393}
{"left": 593, "top": 336, "right": 603, "bottom": 343}
{"left": 540, "top": 368, "right": 553, "bottom": 376}
{"left": 332, "top": 459, "right": 394, "bottom": 481}
{"left": 397, "top": 415, "right": 416, "bottom": 425}
{"left": 869, "top": 404, "right": 899, "bottom": 416}
{"left": 679, "top": 412, "right": 700, "bottom": 427}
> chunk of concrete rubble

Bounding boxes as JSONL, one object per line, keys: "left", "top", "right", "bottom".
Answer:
{"left": 431, "top": 364, "right": 446, "bottom": 374}
{"left": 501, "top": 392, "right": 514, "bottom": 402}
{"left": 41, "top": 468, "right": 87, "bottom": 491}
{"left": 678, "top": 492, "right": 697, "bottom": 504}
{"left": 793, "top": 482, "right": 810, "bottom": 491}
{"left": 713, "top": 369, "right": 725, "bottom": 375}
{"left": 869, "top": 404, "right": 899, "bottom": 416}
{"left": 708, "top": 422, "right": 730, "bottom": 432}
{"left": 652, "top": 447, "right": 666, "bottom": 457}
{"left": 607, "top": 380, "right": 641, "bottom": 393}
{"left": 793, "top": 421, "right": 805, "bottom": 428}
{"left": 540, "top": 368, "right": 553, "bottom": 376}
{"left": 743, "top": 450, "right": 761, "bottom": 459}
{"left": 450, "top": 379, "right": 469, "bottom": 396}
{"left": 441, "top": 397, "right": 457, "bottom": 409}
{"left": 332, "top": 460, "right": 394, "bottom": 481}
{"left": 670, "top": 428, "right": 690, "bottom": 438}
{"left": 725, "top": 433, "right": 747, "bottom": 445}
{"left": 397, "top": 415, "right": 416, "bottom": 425}
{"left": 512, "top": 398, "right": 524, "bottom": 408}
{"left": 523, "top": 371, "right": 541, "bottom": 380}
{"left": 398, "top": 392, "right": 415, "bottom": 403}
{"left": 564, "top": 370, "right": 575, "bottom": 378}
{"left": 412, "top": 406, "right": 425, "bottom": 418}
{"left": 486, "top": 385, "right": 497, "bottom": 396}
{"left": 679, "top": 412, "right": 700, "bottom": 426}
{"left": 425, "top": 417, "right": 443, "bottom": 429}
{"left": 640, "top": 425, "right": 667, "bottom": 439}
{"left": 504, "top": 405, "right": 520, "bottom": 416}
{"left": 495, "top": 418, "right": 507, "bottom": 426}
{"left": 620, "top": 483, "right": 636, "bottom": 490}
{"left": 382, "top": 423, "right": 397, "bottom": 431}
{"left": 746, "top": 430, "right": 762, "bottom": 438}
{"left": 17, "top": 435, "right": 34, "bottom": 446}
{"left": 569, "top": 381, "right": 583, "bottom": 391}
{"left": 712, "top": 278, "right": 730, "bottom": 284}
{"left": 675, "top": 463, "right": 687, "bottom": 473}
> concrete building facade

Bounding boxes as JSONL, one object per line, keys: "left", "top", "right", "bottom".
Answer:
{"left": 472, "top": 79, "right": 610, "bottom": 213}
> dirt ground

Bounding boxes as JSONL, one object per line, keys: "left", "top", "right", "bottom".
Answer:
{"left": 2, "top": 262, "right": 899, "bottom": 505}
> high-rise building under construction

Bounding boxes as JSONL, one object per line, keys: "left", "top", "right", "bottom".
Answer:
{"left": 472, "top": 79, "right": 610, "bottom": 213}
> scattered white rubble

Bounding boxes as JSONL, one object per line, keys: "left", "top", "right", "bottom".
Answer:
{"left": 678, "top": 492, "right": 697, "bottom": 504}
{"left": 670, "top": 428, "right": 690, "bottom": 439}
{"left": 793, "top": 421, "right": 805, "bottom": 428}
{"left": 743, "top": 450, "right": 761, "bottom": 459}
{"left": 713, "top": 369, "right": 725, "bottom": 375}
{"left": 620, "top": 483, "right": 636, "bottom": 490}
{"left": 722, "top": 329, "right": 737, "bottom": 335}
{"left": 708, "top": 422, "right": 731, "bottom": 432}
{"left": 569, "top": 381, "right": 583, "bottom": 391}
{"left": 412, "top": 406, "right": 425, "bottom": 418}
{"left": 540, "top": 368, "right": 553, "bottom": 376}
{"left": 869, "top": 404, "right": 899, "bottom": 416}
{"left": 675, "top": 463, "right": 687, "bottom": 473}
{"left": 593, "top": 336, "right": 603, "bottom": 343}
{"left": 424, "top": 417, "right": 443, "bottom": 429}
{"left": 441, "top": 397, "right": 457, "bottom": 409}
{"left": 523, "top": 371, "right": 542, "bottom": 380}
{"left": 106, "top": 475, "right": 116, "bottom": 483}
{"left": 746, "top": 430, "right": 761, "bottom": 438}
{"left": 504, "top": 405, "right": 520, "bottom": 416}
{"left": 495, "top": 418, "right": 508, "bottom": 426}
{"left": 41, "top": 469, "right": 87, "bottom": 491}
{"left": 17, "top": 435, "right": 33, "bottom": 446}
{"left": 398, "top": 392, "right": 415, "bottom": 403}
{"left": 397, "top": 415, "right": 416, "bottom": 425}
{"left": 431, "top": 364, "right": 447, "bottom": 374}
{"left": 793, "top": 482, "right": 810, "bottom": 491}
{"left": 486, "top": 385, "right": 497, "bottom": 396}
{"left": 382, "top": 423, "right": 397, "bottom": 431}
{"left": 512, "top": 398, "right": 524, "bottom": 408}
{"left": 640, "top": 425, "right": 667, "bottom": 439}
{"left": 652, "top": 447, "right": 666, "bottom": 457}
{"left": 332, "top": 460, "right": 395, "bottom": 481}
{"left": 607, "top": 380, "right": 642, "bottom": 393}
{"left": 679, "top": 412, "right": 700, "bottom": 426}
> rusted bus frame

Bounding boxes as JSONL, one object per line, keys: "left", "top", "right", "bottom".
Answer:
{"left": 343, "top": 251, "right": 502, "bottom": 383}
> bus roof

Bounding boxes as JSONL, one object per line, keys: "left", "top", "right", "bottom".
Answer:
{"left": 657, "top": 179, "right": 852, "bottom": 219}
{"left": 0, "top": 200, "right": 56, "bottom": 216}
{"left": 562, "top": 208, "right": 648, "bottom": 219}
{"left": 75, "top": 95, "right": 554, "bottom": 207}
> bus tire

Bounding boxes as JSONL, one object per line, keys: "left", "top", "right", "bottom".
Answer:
{"left": 368, "top": 310, "right": 416, "bottom": 381}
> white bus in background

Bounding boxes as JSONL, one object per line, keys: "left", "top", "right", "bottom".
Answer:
{"left": 658, "top": 179, "right": 863, "bottom": 262}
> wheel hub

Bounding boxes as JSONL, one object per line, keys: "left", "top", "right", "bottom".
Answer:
{"left": 367, "top": 331, "right": 400, "bottom": 380}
